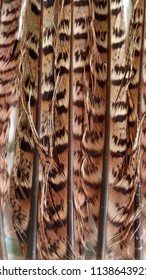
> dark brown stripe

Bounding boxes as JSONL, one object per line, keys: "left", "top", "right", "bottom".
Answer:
{"left": 49, "top": 181, "right": 66, "bottom": 192}
{"left": 82, "top": 146, "right": 102, "bottom": 157}
{"left": 43, "top": 45, "right": 53, "bottom": 55}
{"left": 56, "top": 89, "right": 66, "bottom": 100}
{"left": 73, "top": 100, "right": 84, "bottom": 108}
{"left": 2, "top": 16, "right": 19, "bottom": 26}
{"left": 31, "top": 2, "right": 40, "bottom": 15}
{"left": 113, "top": 27, "right": 125, "bottom": 37}
{"left": 56, "top": 105, "right": 68, "bottom": 114}
{"left": 56, "top": 143, "right": 68, "bottom": 154}
{"left": 74, "top": 32, "right": 88, "bottom": 40}
{"left": 82, "top": 178, "right": 101, "bottom": 189}
{"left": 110, "top": 150, "right": 126, "bottom": 158}
{"left": 42, "top": 90, "right": 53, "bottom": 101}
{"left": 112, "top": 7, "right": 121, "bottom": 16}
{"left": 20, "top": 139, "right": 33, "bottom": 152}
{"left": 97, "top": 44, "right": 107, "bottom": 53}
{"left": 74, "top": 0, "right": 89, "bottom": 7}
{"left": 113, "top": 186, "right": 134, "bottom": 195}
{"left": 2, "top": 25, "right": 18, "bottom": 38}
{"left": 56, "top": 66, "right": 69, "bottom": 76}
{"left": 59, "top": 33, "right": 69, "bottom": 41}
{"left": 29, "top": 49, "right": 38, "bottom": 60}
{"left": 57, "top": 52, "right": 68, "bottom": 63}
{"left": 92, "top": 114, "right": 105, "bottom": 123}
{"left": 15, "top": 187, "right": 31, "bottom": 200}
{"left": 112, "top": 39, "right": 125, "bottom": 49}
{"left": 94, "top": 0, "right": 107, "bottom": 9}
{"left": 112, "top": 114, "right": 127, "bottom": 122}
{"left": 45, "top": 219, "right": 66, "bottom": 230}
{"left": 55, "top": 127, "right": 65, "bottom": 138}
{"left": 75, "top": 115, "right": 84, "bottom": 124}
{"left": 73, "top": 133, "right": 82, "bottom": 141}
{"left": 5, "top": 6, "right": 19, "bottom": 16}
{"left": 112, "top": 136, "right": 127, "bottom": 146}
{"left": 44, "top": 0, "right": 55, "bottom": 8}
{"left": 94, "top": 12, "right": 107, "bottom": 21}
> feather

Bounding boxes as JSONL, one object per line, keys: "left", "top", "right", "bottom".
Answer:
{"left": 133, "top": 0, "right": 145, "bottom": 260}
{"left": 73, "top": 0, "right": 108, "bottom": 259}
{"left": 0, "top": 0, "right": 23, "bottom": 259}
{"left": 96, "top": 0, "right": 129, "bottom": 259}
{"left": 72, "top": 0, "right": 95, "bottom": 258}
{"left": 0, "top": 0, "right": 21, "bottom": 209}
{"left": 107, "top": 0, "right": 145, "bottom": 259}
{"left": 9, "top": 0, "right": 146, "bottom": 261}
{"left": 10, "top": 0, "right": 40, "bottom": 257}
{"left": 36, "top": 0, "right": 70, "bottom": 260}
{"left": 140, "top": 0, "right": 146, "bottom": 260}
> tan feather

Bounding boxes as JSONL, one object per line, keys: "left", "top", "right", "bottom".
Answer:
{"left": 0, "top": 0, "right": 24, "bottom": 259}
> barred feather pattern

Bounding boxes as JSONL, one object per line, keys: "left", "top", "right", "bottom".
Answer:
{"left": 73, "top": 0, "right": 95, "bottom": 258}
{"left": 107, "top": 0, "right": 145, "bottom": 259}
{"left": 0, "top": 0, "right": 22, "bottom": 211}
{"left": 105, "top": 0, "right": 132, "bottom": 259}
{"left": 76, "top": 0, "right": 108, "bottom": 257}
{"left": 10, "top": 0, "right": 40, "bottom": 255}
{"left": 37, "top": 0, "right": 70, "bottom": 259}
{"left": 140, "top": 0, "right": 146, "bottom": 260}
{"left": 89, "top": 0, "right": 131, "bottom": 259}
{"left": 9, "top": 0, "right": 146, "bottom": 260}
{"left": 74, "top": 0, "right": 108, "bottom": 258}
{"left": 10, "top": 0, "right": 70, "bottom": 260}
{"left": 127, "top": 0, "right": 144, "bottom": 154}
{"left": 36, "top": 0, "right": 57, "bottom": 259}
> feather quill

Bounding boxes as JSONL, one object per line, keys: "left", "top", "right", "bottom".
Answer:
{"left": 140, "top": 0, "right": 146, "bottom": 260}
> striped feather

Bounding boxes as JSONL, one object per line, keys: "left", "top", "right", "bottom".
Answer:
{"left": 107, "top": 0, "right": 145, "bottom": 259}
{"left": 140, "top": 0, "right": 146, "bottom": 260}
{"left": 10, "top": 0, "right": 40, "bottom": 256}
{"left": 0, "top": 0, "right": 21, "bottom": 209}
{"left": 73, "top": 0, "right": 94, "bottom": 258}
{"left": 0, "top": 0, "right": 23, "bottom": 259}
{"left": 96, "top": 0, "right": 130, "bottom": 259}
{"left": 37, "top": 0, "right": 69, "bottom": 260}
{"left": 8, "top": 0, "right": 146, "bottom": 261}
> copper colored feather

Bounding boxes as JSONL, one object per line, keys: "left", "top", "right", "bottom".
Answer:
{"left": 10, "top": 0, "right": 40, "bottom": 256}
{"left": 0, "top": 0, "right": 23, "bottom": 259}
{"left": 8, "top": 0, "right": 146, "bottom": 261}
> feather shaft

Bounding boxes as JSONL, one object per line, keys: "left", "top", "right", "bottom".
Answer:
{"left": 97, "top": 0, "right": 109, "bottom": 259}
{"left": 140, "top": 0, "right": 146, "bottom": 260}
{"left": 0, "top": 205, "right": 7, "bottom": 259}
{"left": 67, "top": 0, "right": 74, "bottom": 259}
{"left": 26, "top": 0, "right": 43, "bottom": 259}
{"left": 134, "top": 0, "right": 145, "bottom": 260}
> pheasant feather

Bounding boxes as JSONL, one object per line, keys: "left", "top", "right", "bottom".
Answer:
{"left": 0, "top": 0, "right": 24, "bottom": 259}
{"left": 8, "top": 0, "right": 146, "bottom": 261}
{"left": 10, "top": 0, "right": 40, "bottom": 257}
{"left": 107, "top": 0, "right": 145, "bottom": 259}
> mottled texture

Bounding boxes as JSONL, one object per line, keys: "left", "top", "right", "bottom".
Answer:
{"left": 8, "top": 0, "right": 146, "bottom": 260}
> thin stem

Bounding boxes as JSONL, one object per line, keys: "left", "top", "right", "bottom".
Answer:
{"left": 134, "top": 0, "right": 145, "bottom": 260}
{"left": 0, "top": 205, "right": 7, "bottom": 260}
{"left": 66, "top": 0, "right": 74, "bottom": 259}
{"left": 97, "top": 0, "right": 111, "bottom": 260}
{"left": 26, "top": 0, "right": 43, "bottom": 259}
